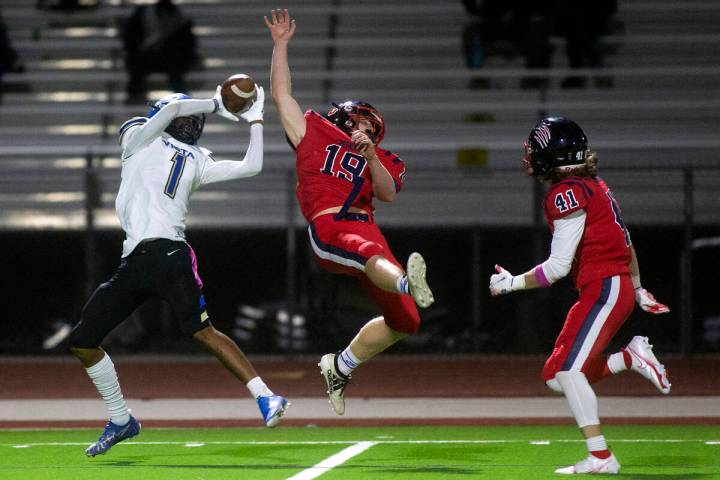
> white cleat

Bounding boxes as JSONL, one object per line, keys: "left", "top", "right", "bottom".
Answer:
{"left": 555, "top": 453, "right": 620, "bottom": 475}
{"left": 407, "top": 252, "right": 434, "bottom": 308}
{"left": 318, "top": 353, "right": 350, "bottom": 416}
{"left": 624, "top": 336, "right": 671, "bottom": 394}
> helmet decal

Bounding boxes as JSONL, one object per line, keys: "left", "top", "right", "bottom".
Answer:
{"left": 533, "top": 124, "right": 552, "bottom": 149}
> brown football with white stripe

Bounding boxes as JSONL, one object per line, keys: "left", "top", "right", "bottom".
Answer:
{"left": 220, "top": 74, "right": 257, "bottom": 113}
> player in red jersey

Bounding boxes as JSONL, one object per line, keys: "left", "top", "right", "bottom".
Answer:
{"left": 489, "top": 117, "right": 670, "bottom": 475}
{"left": 265, "top": 9, "right": 434, "bottom": 415}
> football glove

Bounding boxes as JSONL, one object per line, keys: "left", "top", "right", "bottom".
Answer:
{"left": 241, "top": 85, "right": 265, "bottom": 123}
{"left": 635, "top": 287, "right": 670, "bottom": 314}
{"left": 489, "top": 265, "right": 525, "bottom": 296}
{"left": 212, "top": 86, "right": 240, "bottom": 122}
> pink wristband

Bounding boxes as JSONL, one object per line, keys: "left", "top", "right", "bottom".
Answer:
{"left": 534, "top": 265, "right": 551, "bottom": 288}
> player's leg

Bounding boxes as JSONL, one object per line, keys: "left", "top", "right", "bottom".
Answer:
{"left": 553, "top": 371, "right": 620, "bottom": 475}
{"left": 320, "top": 275, "right": 420, "bottom": 415}
{"left": 574, "top": 278, "right": 670, "bottom": 392}
{"left": 361, "top": 225, "right": 433, "bottom": 307}
{"left": 309, "top": 217, "right": 422, "bottom": 413}
{"left": 162, "top": 241, "right": 288, "bottom": 427}
{"left": 604, "top": 336, "right": 671, "bottom": 394}
{"left": 67, "top": 258, "right": 145, "bottom": 456}
{"left": 543, "top": 276, "right": 632, "bottom": 474}
{"left": 308, "top": 217, "right": 434, "bottom": 308}
{"left": 365, "top": 252, "right": 434, "bottom": 308}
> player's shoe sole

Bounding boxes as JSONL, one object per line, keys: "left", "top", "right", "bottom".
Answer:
{"left": 624, "top": 336, "right": 671, "bottom": 394}
{"left": 407, "top": 252, "right": 434, "bottom": 308}
{"left": 555, "top": 453, "right": 620, "bottom": 474}
{"left": 318, "top": 353, "right": 350, "bottom": 416}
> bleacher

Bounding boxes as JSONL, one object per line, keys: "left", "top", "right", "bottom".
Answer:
{"left": 1, "top": 0, "right": 719, "bottom": 230}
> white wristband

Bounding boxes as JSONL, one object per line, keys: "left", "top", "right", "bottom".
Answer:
{"left": 511, "top": 274, "right": 526, "bottom": 291}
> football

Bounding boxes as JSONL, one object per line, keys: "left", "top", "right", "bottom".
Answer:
{"left": 220, "top": 73, "right": 257, "bottom": 113}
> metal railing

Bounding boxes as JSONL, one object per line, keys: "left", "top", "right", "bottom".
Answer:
{"left": 46, "top": 155, "right": 715, "bottom": 356}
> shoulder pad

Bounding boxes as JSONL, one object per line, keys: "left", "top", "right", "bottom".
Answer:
{"left": 118, "top": 116, "right": 148, "bottom": 143}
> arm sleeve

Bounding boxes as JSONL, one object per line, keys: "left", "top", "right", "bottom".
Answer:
{"left": 536, "top": 210, "right": 586, "bottom": 286}
{"left": 119, "top": 98, "right": 217, "bottom": 156}
{"left": 197, "top": 123, "right": 263, "bottom": 185}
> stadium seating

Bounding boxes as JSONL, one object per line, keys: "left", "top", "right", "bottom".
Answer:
{"left": 1, "top": 0, "right": 719, "bottom": 229}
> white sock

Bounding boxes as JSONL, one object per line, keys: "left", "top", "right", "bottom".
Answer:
{"left": 396, "top": 275, "right": 409, "bottom": 295}
{"left": 586, "top": 435, "right": 609, "bottom": 453}
{"left": 607, "top": 352, "right": 628, "bottom": 374}
{"left": 555, "top": 371, "right": 600, "bottom": 428}
{"left": 247, "top": 376, "right": 273, "bottom": 399}
{"left": 337, "top": 347, "right": 362, "bottom": 377}
{"left": 86, "top": 354, "right": 130, "bottom": 426}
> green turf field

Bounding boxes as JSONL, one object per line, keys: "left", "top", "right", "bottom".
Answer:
{"left": 0, "top": 425, "right": 718, "bottom": 479}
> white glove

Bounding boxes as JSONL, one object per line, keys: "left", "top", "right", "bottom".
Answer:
{"left": 635, "top": 287, "right": 670, "bottom": 314}
{"left": 240, "top": 85, "right": 265, "bottom": 123}
{"left": 489, "top": 265, "right": 525, "bottom": 296}
{"left": 212, "top": 86, "right": 240, "bottom": 122}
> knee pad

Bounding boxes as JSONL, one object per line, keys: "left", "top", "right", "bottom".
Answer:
{"left": 384, "top": 308, "right": 421, "bottom": 335}
{"left": 546, "top": 377, "right": 562, "bottom": 393}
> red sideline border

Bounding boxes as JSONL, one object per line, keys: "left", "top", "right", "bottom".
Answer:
{"left": 2, "top": 417, "right": 720, "bottom": 429}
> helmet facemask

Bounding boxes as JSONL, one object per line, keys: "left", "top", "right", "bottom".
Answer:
{"left": 165, "top": 115, "right": 205, "bottom": 145}
{"left": 147, "top": 93, "right": 205, "bottom": 145}
{"left": 327, "top": 101, "right": 385, "bottom": 144}
{"left": 522, "top": 140, "right": 535, "bottom": 177}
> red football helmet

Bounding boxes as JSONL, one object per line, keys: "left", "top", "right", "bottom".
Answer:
{"left": 326, "top": 101, "right": 385, "bottom": 144}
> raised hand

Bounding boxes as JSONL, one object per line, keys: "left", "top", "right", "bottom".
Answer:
{"left": 264, "top": 9, "right": 296, "bottom": 44}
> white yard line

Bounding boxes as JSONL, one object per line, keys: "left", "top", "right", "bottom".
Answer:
{"left": 1, "top": 439, "right": 718, "bottom": 448}
{"left": 284, "top": 441, "right": 376, "bottom": 480}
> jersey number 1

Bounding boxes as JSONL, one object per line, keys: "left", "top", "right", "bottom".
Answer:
{"left": 164, "top": 152, "right": 186, "bottom": 199}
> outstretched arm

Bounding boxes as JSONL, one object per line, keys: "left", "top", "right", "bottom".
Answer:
{"left": 120, "top": 89, "right": 240, "bottom": 157}
{"left": 490, "top": 211, "right": 585, "bottom": 295}
{"left": 120, "top": 99, "right": 216, "bottom": 156}
{"left": 264, "top": 9, "right": 306, "bottom": 147}
{"left": 199, "top": 86, "right": 266, "bottom": 184}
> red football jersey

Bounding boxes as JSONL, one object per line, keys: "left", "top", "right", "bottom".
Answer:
{"left": 295, "top": 110, "right": 406, "bottom": 221}
{"left": 544, "top": 176, "right": 632, "bottom": 288}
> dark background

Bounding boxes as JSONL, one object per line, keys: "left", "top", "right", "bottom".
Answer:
{"left": 3, "top": 223, "right": 717, "bottom": 356}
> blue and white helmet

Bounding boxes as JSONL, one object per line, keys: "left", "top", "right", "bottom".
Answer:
{"left": 148, "top": 93, "right": 205, "bottom": 145}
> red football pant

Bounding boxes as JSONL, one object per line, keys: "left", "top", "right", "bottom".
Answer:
{"left": 308, "top": 214, "right": 420, "bottom": 334}
{"left": 542, "top": 275, "right": 635, "bottom": 382}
